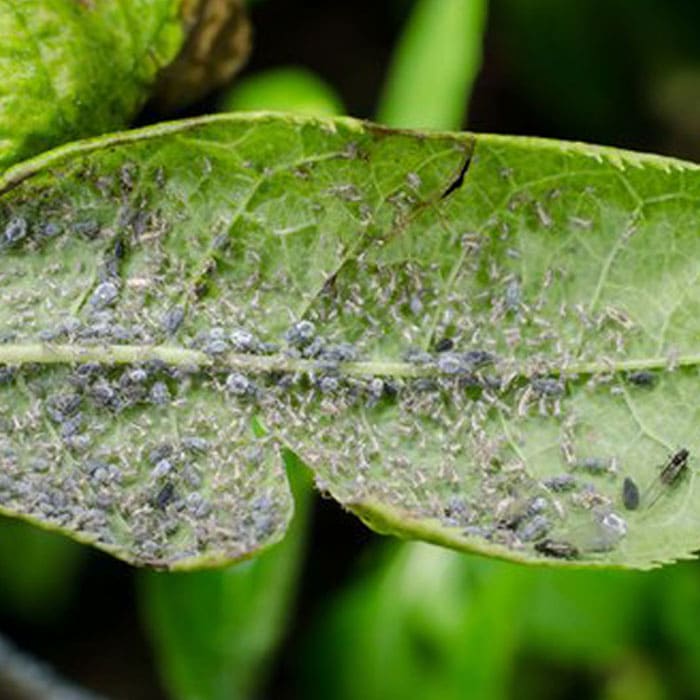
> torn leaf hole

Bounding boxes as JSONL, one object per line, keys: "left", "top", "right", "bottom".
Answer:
{"left": 440, "top": 154, "right": 472, "bottom": 200}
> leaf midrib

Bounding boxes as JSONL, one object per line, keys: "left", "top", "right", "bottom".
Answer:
{"left": 0, "top": 342, "right": 697, "bottom": 380}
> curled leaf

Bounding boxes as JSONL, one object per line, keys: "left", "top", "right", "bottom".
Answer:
{"left": 152, "top": 0, "right": 251, "bottom": 114}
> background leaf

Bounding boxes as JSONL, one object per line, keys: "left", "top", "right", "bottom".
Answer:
{"left": 377, "top": 0, "right": 488, "bottom": 129}
{"left": 0, "top": 0, "right": 250, "bottom": 172}
{"left": 0, "top": 517, "right": 84, "bottom": 620}
{"left": 221, "top": 67, "right": 344, "bottom": 118}
{"left": 1, "top": 114, "right": 699, "bottom": 570}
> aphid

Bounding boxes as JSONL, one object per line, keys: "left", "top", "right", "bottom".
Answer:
{"left": 89, "top": 379, "right": 118, "bottom": 409}
{"left": 598, "top": 513, "right": 627, "bottom": 539}
{"left": 182, "top": 437, "right": 209, "bottom": 453}
{"left": 643, "top": 448, "right": 690, "bottom": 508}
{"left": 366, "top": 378, "right": 387, "bottom": 405}
{"left": 622, "top": 476, "right": 640, "bottom": 510}
{"left": 113, "top": 238, "right": 126, "bottom": 259}
{"left": 73, "top": 220, "right": 100, "bottom": 238}
{"left": 89, "top": 281, "right": 119, "bottom": 309}
{"left": 3, "top": 216, "right": 28, "bottom": 246}
{"left": 434, "top": 337, "right": 454, "bottom": 353}
{"left": 627, "top": 370, "right": 656, "bottom": 387}
{"left": 572, "top": 456, "right": 617, "bottom": 475}
{"left": 204, "top": 339, "right": 229, "bottom": 356}
{"left": 302, "top": 337, "right": 325, "bottom": 359}
{"left": 321, "top": 343, "right": 357, "bottom": 363}
{"left": 497, "top": 496, "right": 542, "bottom": 530}
{"left": 162, "top": 306, "right": 185, "bottom": 335}
{"left": 155, "top": 166, "right": 166, "bottom": 188}
{"left": 186, "top": 492, "right": 211, "bottom": 518}
{"left": 60, "top": 414, "right": 83, "bottom": 438}
{"left": 45, "top": 394, "right": 82, "bottom": 423}
{"left": 531, "top": 377, "right": 565, "bottom": 397}
{"left": 148, "top": 443, "right": 174, "bottom": 465}
{"left": 443, "top": 496, "right": 470, "bottom": 522}
{"left": 404, "top": 347, "right": 432, "bottom": 365}
{"left": 152, "top": 459, "right": 173, "bottom": 479}
{"left": 123, "top": 367, "right": 148, "bottom": 385}
{"left": 463, "top": 350, "right": 496, "bottom": 369}
{"left": 119, "top": 163, "right": 136, "bottom": 191}
{"left": 534, "top": 539, "right": 579, "bottom": 560}
{"left": 284, "top": 320, "right": 316, "bottom": 348}
{"left": 519, "top": 515, "right": 551, "bottom": 542}
{"left": 149, "top": 381, "right": 171, "bottom": 406}
{"left": 317, "top": 375, "right": 341, "bottom": 393}
{"left": 229, "top": 328, "right": 258, "bottom": 353}
{"left": 571, "top": 483, "right": 611, "bottom": 510}
{"left": 30, "top": 458, "right": 50, "bottom": 473}
{"left": 154, "top": 482, "right": 175, "bottom": 510}
{"left": 225, "top": 372, "right": 258, "bottom": 398}
{"left": 409, "top": 295, "right": 423, "bottom": 316}
{"left": 505, "top": 280, "right": 522, "bottom": 312}
{"left": 40, "top": 222, "right": 61, "bottom": 238}
{"left": 543, "top": 475, "right": 577, "bottom": 492}
{"left": 437, "top": 353, "right": 464, "bottom": 375}
{"left": 412, "top": 378, "right": 438, "bottom": 392}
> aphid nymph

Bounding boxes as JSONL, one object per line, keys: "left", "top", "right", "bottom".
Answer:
{"left": 534, "top": 539, "right": 579, "bottom": 560}
{"left": 622, "top": 476, "right": 640, "bottom": 510}
{"left": 154, "top": 482, "right": 175, "bottom": 510}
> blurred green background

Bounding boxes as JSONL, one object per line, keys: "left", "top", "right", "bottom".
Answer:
{"left": 2, "top": 0, "right": 700, "bottom": 698}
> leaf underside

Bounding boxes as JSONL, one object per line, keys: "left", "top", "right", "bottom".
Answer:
{"left": 1, "top": 112, "right": 699, "bottom": 570}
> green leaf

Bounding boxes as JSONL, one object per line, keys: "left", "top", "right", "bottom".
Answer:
{"left": 140, "top": 449, "right": 312, "bottom": 700}
{"left": 305, "top": 545, "right": 520, "bottom": 700}
{"left": 377, "top": 0, "right": 489, "bottom": 130}
{"left": 0, "top": 0, "right": 189, "bottom": 171}
{"left": 221, "top": 67, "right": 345, "bottom": 118}
{"left": 0, "top": 516, "right": 84, "bottom": 620}
{"left": 1, "top": 112, "right": 699, "bottom": 570}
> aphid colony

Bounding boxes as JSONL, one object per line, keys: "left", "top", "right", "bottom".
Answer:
{"left": 0, "top": 304, "right": 692, "bottom": 567}
{"left": 0, "top": 356, "right": 292, "bottom": 567}
{"left": 0, "top": 131, "right": 691, "bottom": 569}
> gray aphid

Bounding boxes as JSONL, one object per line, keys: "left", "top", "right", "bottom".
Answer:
{"left": 229, "top": 328, "right": 259, "bottom": 352}
{"left": 437, "top": 353, "right": 464, "bottom": 375}
{"left": 162, "top": 306, "right": 185, "bottom": 335}
{"left": 543, "top": 475, "right": 577, "bottom": 492}
{"left": 225, "top": 372, "right": 257, "bottom": 397}
{"left": 285, "top": 320, "right": 316, "bottom": 347}
{"left": 182, "top": 437, "right": 209, "bottom": 453}
{"left": 89, "top": 281, "right": 119, "bottom": 309}
{"left": 622, "top": 476, "right": 640, "bottom": 510}
{"left": 149, "top": 381, "right": 171, "bottom": 405}
{"left": 152, "top": 459, "right": 173, "bottom": 479}
{"left": 519, "top": 515, "right": 551, "bottom": 542}
{"left": 531, "top": 377, "right": 565, "bottom": 396}
{"left": 3, "top": 217, "right": 28, "bottom": 246}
